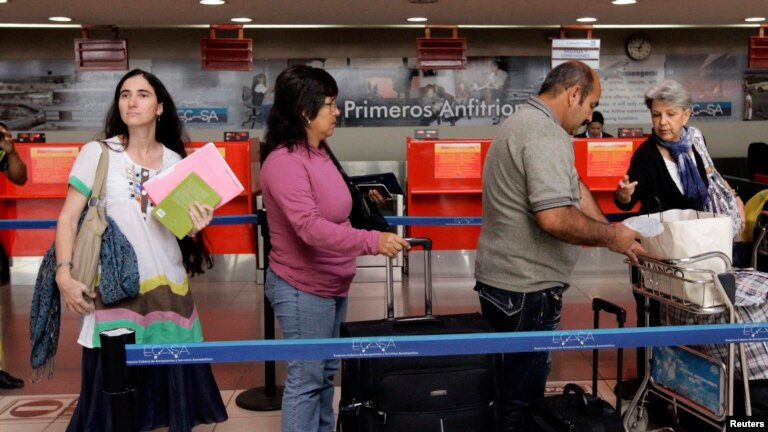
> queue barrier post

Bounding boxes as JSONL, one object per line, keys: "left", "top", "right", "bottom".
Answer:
{"left": 100, "top": 328, "right": 137, "bottom": 432}
{"left": 235, "top": 208, "right": 284, "bottom": 411}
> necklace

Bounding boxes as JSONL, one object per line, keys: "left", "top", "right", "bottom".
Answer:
{"left": 124, "top": 153, "right": 164, "bottom": 218}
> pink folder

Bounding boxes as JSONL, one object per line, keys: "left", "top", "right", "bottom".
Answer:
{"left": 143, "top": 142, "right": 244, "bottom": 209}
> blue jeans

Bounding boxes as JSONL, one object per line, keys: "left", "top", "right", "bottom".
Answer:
{"left": 265, "top": 268, "right": 349, "bottom": 432}
{"left": 475, "top": 281, "right": 563, "bottom": 432}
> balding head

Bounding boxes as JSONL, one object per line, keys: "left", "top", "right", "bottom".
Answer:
{"left": 538, "top": 61, "right": 596, "bottom": 105}
{"left": 537, "top": 61, "right": 601, "bottom": 134}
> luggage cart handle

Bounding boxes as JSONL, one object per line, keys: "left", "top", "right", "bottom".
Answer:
{"left": 659, "top": 251, "right": 732, "bottom": 270}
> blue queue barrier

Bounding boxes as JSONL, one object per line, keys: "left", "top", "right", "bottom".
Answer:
{"left": 2, "top": 211, "right": 639, "bottom": 418}
{"left": 123, "top": 322, "right": 768, "bottom": 366}
{"left": 0, "top": 213, "right": 634, "bottom": 230}
{"left": 382, "top": 213, "right": 633, "bottom": 226}
{"left": 0, "top": 214, "right": 259, "bottom": 230}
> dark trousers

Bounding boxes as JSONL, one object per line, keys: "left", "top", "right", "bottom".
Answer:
{"left": 475, "top": 281, "right": 563, "bottom": 432}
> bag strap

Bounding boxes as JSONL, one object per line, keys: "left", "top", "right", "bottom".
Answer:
{"left": 89, "top": 141, "right": 110, "bottom": 209}
{"left": 322, "top": 142, "right": 354, "bottom": 187}
{"left": 646, "top": 195, "right": 663, "bottom": 218}
{"left": 647, "top": 195, "right": 704, "bottom": 221}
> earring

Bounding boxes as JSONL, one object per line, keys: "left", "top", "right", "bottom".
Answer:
{"left": 306, "top": 117, "right": 311, "bottom": 125}
{"left": 157, "top": 114, "right": 161, "bottom": 122}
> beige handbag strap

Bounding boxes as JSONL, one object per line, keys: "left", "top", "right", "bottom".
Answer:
{"left": 89, "top": 141, "right": 109, "bottom": 208}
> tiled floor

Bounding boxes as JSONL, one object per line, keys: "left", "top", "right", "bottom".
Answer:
{"left": 0, "top": 248, "right": 636, "bottom": 431}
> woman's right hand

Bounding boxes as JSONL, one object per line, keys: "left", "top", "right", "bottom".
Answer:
{"left": 56, "top": 270, "right": 96, "bottom": 315}
{"left": 378, "top": 232, "right": 411, "bottom": 258}
{"left": 615, "top": 175, "right": 638, "bottom": 204}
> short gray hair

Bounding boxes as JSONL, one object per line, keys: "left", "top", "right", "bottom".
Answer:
{"left": 644, "top": 80, "right": 692, "bottom": 111}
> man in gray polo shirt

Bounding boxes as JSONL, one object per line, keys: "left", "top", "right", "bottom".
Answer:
{"left": 474, "top": 61, "right": 644, "bottom": 431}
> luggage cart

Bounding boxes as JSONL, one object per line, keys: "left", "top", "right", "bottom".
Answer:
{"left": 624, "top": 252, "right": 752, "bottom": 431}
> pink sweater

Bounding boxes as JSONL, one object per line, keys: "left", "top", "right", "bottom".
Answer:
{"left": 260, "top": 144, "right": 380, "bottom": 297}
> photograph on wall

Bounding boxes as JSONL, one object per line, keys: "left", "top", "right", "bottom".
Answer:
{"left": 333, "top": 56, "right": 551, "bottom": 127}
{"left": 744, "top": 73, "right": 768, "bottom": 121}
{"left": 0, "top": 60, "right": 114, "bottom": 131}
{"left": 4, "top": 54, "right": 752, "bottom": 131}
{"left": 326, "top": 57, "right": 412, "bottom": 127}
{"left": 664, "top": 53, "right": 747, "bottom": 121}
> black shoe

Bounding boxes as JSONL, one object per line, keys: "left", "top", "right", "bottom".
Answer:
{"left": 0, "top": 370, "right": 24, "bottom": 389}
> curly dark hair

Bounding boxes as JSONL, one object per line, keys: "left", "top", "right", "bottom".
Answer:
{"left": 104, "top": 68, "right": 213, "bottom": 276}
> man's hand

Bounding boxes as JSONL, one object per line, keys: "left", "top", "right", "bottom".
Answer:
{"left": 609, "top": 223, "right": 646, "bottom": 263}
{"left": 0, "top": 135, "right": 14, "bottom": 154}
{"left": 615, "top": 175, "right": 638, "bottom": 204}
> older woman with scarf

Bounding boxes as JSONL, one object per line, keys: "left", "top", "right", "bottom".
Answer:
{"left": 613, "top": 79, "right": 747, "bottom": 399}
{"left": 614, "top": 79, "right": 745, "bottom": 257}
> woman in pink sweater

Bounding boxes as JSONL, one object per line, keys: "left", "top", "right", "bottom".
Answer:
{"left": 260, "top": 64, "right": 410, "bottom": 432}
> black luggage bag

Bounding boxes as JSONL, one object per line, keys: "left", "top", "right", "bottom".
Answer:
{"left": 526, "top": 298, "right": 626, "bottom": 432}
{"left": 338, "top": 238, "right": 497, "bottom": 432}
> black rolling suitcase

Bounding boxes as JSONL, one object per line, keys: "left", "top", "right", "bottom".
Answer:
{"left": 338, "top": 238, "right": 497, "bottom": 432}
{"left": 526, "top": 298, "right": 626, "bottom": 432}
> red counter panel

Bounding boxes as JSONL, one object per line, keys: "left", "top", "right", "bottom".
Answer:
{"left": 573, "top": 137, "right": 645, "bottom": 214}
{"left": 406, "top": 136, "right": 644, "bottom": 251}
{"left": 0, "top": 141, "right": 254, "bottom": 256}
{"left": 407, "top": 138, "right": 491, "bottom": 250}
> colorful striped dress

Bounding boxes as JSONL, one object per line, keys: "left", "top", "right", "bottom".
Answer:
{"left": 66, "top": 137, "right": 226, "bottom": 432}
{"left": 68, "top": 137, "right": 201, "bottom": 347}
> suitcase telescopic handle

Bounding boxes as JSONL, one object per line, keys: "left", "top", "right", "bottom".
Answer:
{"left": 402, "top": 237, "right": 432, "bottom": 251}
{"left": 592, "top": 298, "right": 626, "bottom": 326}
{"left": 385, "top": 237, "right": 433, "bottom": 319}
{"left": 591, "top": 297, "right": 626, "bottom": 416}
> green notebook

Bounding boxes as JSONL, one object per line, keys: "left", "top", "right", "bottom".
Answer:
{"left": 151, "top": 172, "right": 222, "bottom": 239}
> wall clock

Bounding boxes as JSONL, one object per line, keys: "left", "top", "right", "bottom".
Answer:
{"left": 626, "top": 34, "right": 652, "bottom": 61}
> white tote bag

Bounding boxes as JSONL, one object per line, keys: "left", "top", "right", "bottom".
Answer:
{"left": 635, "top": 209, "right": 733, "bottom": 307}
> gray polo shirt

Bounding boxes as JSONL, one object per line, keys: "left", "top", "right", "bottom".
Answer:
{"left": 475, "top": 97, "right": 581, "bottom": 293}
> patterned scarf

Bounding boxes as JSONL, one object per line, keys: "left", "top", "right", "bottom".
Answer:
{"left": 655, "top": 127, "right": 710, "bottom": 209}
{"left": 29, "top": 215, "right": 138, "bottom": 381}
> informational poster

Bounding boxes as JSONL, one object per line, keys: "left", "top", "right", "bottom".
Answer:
{"left": 586, "top": 141, "right": 633, "bottom": 177}
{"left": 434, "top": 143, "right": 481, "bottom": 179}
{"left": 0, "top": 53, "right": 753, "bottom": 130}
{"left": 596, "top": 55, "right": 665, "bottom": 125}
{"left": 552, "top": 39, "right": 600, "bottom": 69}
{"left": 29, "top": 147, "right": 78, "bottom": 184}
{"left": 652, "top": 345, "right": 724, "bottom": 417}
